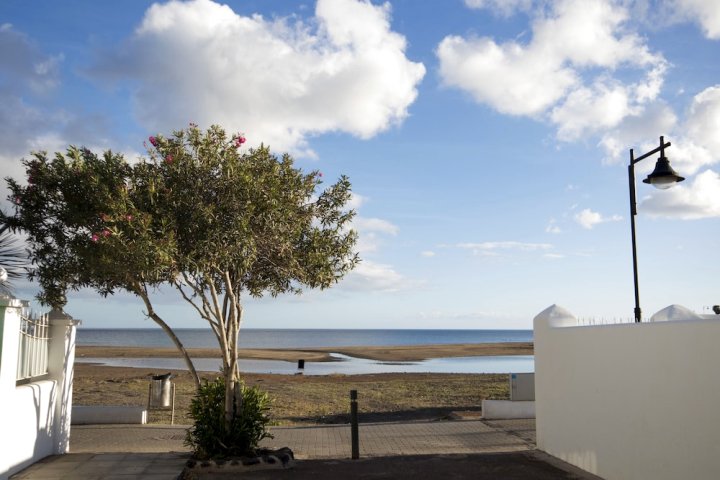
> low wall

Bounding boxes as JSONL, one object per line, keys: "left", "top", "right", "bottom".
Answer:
{"left": 534, "top": 305, "right": 720, "bottom": 480}
{"left": 72, "top": 406, "right": 148, "bottom": 425}
{"left": 6, "top": 381, "right": 59, "bottom": 475}
{"left": 482, "top": 400, "right": 535, "bottom": 419}
{"left": 0, "top": 300, "right": 79, "bottom": 480}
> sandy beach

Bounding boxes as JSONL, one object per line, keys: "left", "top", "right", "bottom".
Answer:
{"left": 73, "top": 342, "right": 528, "bottom": 425}
{"left": 75, "top": 341, "right": 533, "bottom": 362}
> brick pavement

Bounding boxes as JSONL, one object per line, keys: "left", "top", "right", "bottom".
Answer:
{"left": 12, "top": 419, "right": 599, "bottom": 479}
{"left": 263, "top": 420, "right": 532, "bottom": 459}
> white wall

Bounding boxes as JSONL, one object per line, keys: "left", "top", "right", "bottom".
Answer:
{"left": 534, "top": 305, "right": 720, "bottom": 480}
{"left": 0, "top": 300, "right": 79, "bottom": 480}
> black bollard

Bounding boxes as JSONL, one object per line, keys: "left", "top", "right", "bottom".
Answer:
{"left": 350, "top": 389, "right": 359, "bottom": 459}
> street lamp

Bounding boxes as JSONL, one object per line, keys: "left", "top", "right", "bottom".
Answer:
{"left": 628, "top": 136, "right": 684, "bottom": 323}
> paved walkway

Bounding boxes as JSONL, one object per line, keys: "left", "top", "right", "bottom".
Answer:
{"left": 10, "top": 419, "right": 598, "bottom": 479}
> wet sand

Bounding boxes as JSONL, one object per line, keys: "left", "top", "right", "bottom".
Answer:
{"left": 76, "top": 341, "right": 533, "bottom": 363}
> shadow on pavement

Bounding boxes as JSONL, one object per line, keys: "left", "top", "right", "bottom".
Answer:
{"left": 189, "top": 452, "right": 591, "bottom": 480}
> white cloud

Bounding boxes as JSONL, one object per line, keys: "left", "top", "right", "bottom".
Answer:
{"left": 543, "top": 253, "right": 566, "bottom": 259}
{"left": 599, "top": 101, "right": 678, "bottom": 164}
{"left": 437, "top": 34, "right": 577, "bottom": 116}
{"left": 353, "top": 217, "right": 399, "bottom": 236}
{"left": 686, "top": 85, "right": 720, "bottom": 153}
{"left": 420, "top": 250, "right": 436, "bottom": 257}
{"left": 641, "top": 169, "right": 720, "bottom": 219}
{"left": 438, "top": 0, "right": 667, "bottom": 137}
{"left": 346, "top": 192, "right": 367, "bottom": 210}
{"left": 340, "top": 260, "right": 415, "bottom": 292}
{"left": 552, "top": 81, "right": 634, "bottom": 141}
{"left": 91, "top": 0, "right": 425, "bottom": 157}
{"left": 457, "top": 241, "right": 553, "bottom": 255}
{"left": 671, "top": 0, "right": 720, "bottom": 39}
{"left": 574, "top": 208, "right": 622, "bottom": 229}
{"left": 463, "top": 0, "right": 533, "bottom": 17}
{"left": 545, "top": 218, "right": 562, "bottom": 234}
{"left": 351, "top": 215, "right": 399, "bottom": 254}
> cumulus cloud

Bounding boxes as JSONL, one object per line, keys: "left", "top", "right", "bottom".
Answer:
{"left": 686, "top": 86, "right": 720, "bottom": 153}
{"left": 600, "top": 85, "right": 720, "bottom": 219}
{"left": 0, "top": 23, "right": 63, "bottom": 94}
{"left": 351, "top": 214, "right": 399, "bottom": 254}
{"left": 437, "top": 0, "right": 667, "bottom": 138}
{"left": 574, "top": 208, "right": 622, "bottom": 229}
{"left": 641, "top": 169, "right": 720, "bottom": 219}
{"left": 90, "top": 0, "right": 425, "bottom": 157}
{"left": 0, "top": 24, "right": 64, "bottom": 158}
{"left": 671, "top": 0, "right": 720, "bottom": 39}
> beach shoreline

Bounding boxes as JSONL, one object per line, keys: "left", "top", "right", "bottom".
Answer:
{"left": 75, "top": 341, "right": 534, "bottom": 363}
{"left": 73, "top": 364, "right": 509, "bottom": 425}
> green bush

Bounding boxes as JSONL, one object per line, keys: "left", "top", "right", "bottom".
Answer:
{"left": 185, "top": 378, "right": 273, "bottom": 459}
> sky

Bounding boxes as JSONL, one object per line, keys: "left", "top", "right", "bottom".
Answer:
{"left": 1, "top": 0, "right": 718, "bottom": 330}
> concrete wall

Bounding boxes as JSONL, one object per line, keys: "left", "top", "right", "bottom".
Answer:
{"left": 0, "top": 299, "right": 79, "bottom": 480}
{"left": 534, "top": 304, "right": 720, "bottom": 480}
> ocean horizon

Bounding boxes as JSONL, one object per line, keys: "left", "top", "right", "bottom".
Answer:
{"left": 76, "top": 328, "right": 535, "bottom": 374}
{"left": 76, "top": 328, "right": 534, "bottom": 349}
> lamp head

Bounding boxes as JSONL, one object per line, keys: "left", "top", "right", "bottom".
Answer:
{"left": 642, "top": 155, "right": 685, "bottom": 189}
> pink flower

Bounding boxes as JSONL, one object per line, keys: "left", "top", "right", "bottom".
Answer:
{"left": 165, "top": 155, "right": 173, "bottom": 164}
{"left": 149, "top": 136, "right": 158, "bottom": 147}
{"left": 318, "top": 172, "right": 323, "bottom": 177}
{"left": 126, "top": 214, "right": 133, "bottom": 221}
{"left": 91, "top": 234, "right": 100, "bottom": 242}
{"left": 234, "top": 136, "right": 246, "bottom": 147}
{"left": 102, "top": 229, "right": 111, "bottom": 238}
{"left": 14, "top": 196, "right": 21, "bottom": 205}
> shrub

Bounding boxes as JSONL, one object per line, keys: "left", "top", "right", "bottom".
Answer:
{"left": 185, "top": 377, "right": 273, "bottom": 459}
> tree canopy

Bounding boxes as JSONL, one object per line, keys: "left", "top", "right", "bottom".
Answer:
{"left": 3, "top": 124, "right": 359, "bottom": 418}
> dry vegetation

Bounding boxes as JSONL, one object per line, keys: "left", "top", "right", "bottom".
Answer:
{"left": 73, "top": 364, "right": 509, "bottom": 425}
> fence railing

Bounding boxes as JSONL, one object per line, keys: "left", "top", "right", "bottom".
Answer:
{"left": 16, "top": 311, "right": 50, "bottom": 382}
{"left": 575, "top": 316, "right": 637, "bottom": 326}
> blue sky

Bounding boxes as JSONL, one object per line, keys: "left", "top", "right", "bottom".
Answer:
{"left": 1, "top": 0, "right": 718, "bottom": 329}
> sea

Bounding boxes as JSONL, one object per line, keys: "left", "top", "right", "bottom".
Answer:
{"left": 75, "top": 328, "right": 535, "bottom": 375}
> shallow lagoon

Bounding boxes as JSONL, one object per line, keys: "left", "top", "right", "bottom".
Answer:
{"left": 76, "top": 353, "right": 535, "bottom": 375}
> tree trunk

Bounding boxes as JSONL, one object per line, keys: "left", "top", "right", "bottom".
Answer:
{"left": 136, "top": 286, "right": 201, "bottom": 389}
{"left": 223, "top": 298, "right": 242, "bottom": 429}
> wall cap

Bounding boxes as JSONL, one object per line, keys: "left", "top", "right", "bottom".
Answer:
{"left": 0, "top": 297, "right": 28, "bottom": 308}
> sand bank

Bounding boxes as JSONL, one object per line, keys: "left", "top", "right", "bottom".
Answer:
{"left": 76, "top": 342, "right": 533, "bottom": 363}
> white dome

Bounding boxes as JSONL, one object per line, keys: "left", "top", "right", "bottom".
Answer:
{"left": 649, "top": 304, "right": 702, "bottom": 322}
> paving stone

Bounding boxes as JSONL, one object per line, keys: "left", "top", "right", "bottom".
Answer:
{"left": 12, "top": 420, "right": 545, "bottom": 479}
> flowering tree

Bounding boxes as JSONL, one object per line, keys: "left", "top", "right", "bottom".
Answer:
{"left": 3, "top": 124, "right": 358, "bottom": 425}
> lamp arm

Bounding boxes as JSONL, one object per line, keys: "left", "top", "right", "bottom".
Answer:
{"left": 631, "top": 137, "right": 671, "bottom": 165}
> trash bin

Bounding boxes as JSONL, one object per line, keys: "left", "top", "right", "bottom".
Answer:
{"left": 149, "top": 373, "right": 173, "bottom": 408}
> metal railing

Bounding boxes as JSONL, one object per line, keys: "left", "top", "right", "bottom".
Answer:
{"left": 576, "top": 316, "right": 637, "bottom": 326}
{"left": 16, "top": 311, "right": 50, "bottom": 382}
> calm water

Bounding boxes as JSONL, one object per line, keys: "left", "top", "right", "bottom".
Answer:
{"left": 76, "top": 328, "right": 535, "bottom": 375}
{"left": 75, "top": 354, "right": 535, "bottom": 375}
{"left": 77, "top": 328, "right": 533, "bottom": 348}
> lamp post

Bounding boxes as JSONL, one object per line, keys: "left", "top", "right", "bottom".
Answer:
{"left": 628, "top": 136, "right": 684, "bottom": 323}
